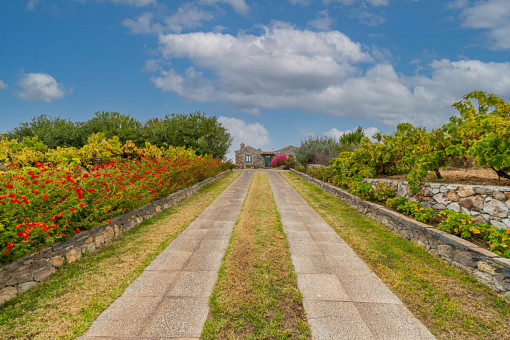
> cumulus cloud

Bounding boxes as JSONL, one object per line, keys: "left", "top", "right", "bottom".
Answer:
{"left": 218, "top": 116, "right": 270, "bottom": 161}
{"left": 107, "top": 0, "right": 156, "bottom": 6}
{"left": 123, "top": 12, "right": 159, "bottom": 34}
{"left": 308, "top": 10, "right": 334, "bottom": 30}
{"left": 124, "top": 5, "right": 214, "bottom": 34}
{"left": 151, "top": 23, "right": 510, "bottom": 128}
{"left": 15, "top": 73, "right": 68, "bottom": 102}
{"left": 324, "top": 0, "right": 389, "bottom": 7}
{"left": 324, "top": 126, "right": 380, "bottom": 141}
{"left": 26, "top": 0, "right": 40, "bottom": 10}
{"left": 456, "top": 0, "right": 510, "bottom": 49}
{"left": 200, "top": 0, "right": 249, "bottom": 14}
{"left": 350, "top": 8, "right": 386, "bottom": 26}
{"left": 0, "top": 80, "right": 7, "bottom": 90}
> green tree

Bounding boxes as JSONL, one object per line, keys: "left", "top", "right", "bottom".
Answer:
{"left": 295, "top": 136, "right": 342, "bottom": 166}
{"left": 142, "top": 112, "right": 232, "bottom": 159}
{"left": 5, "top": 115, "right": 85, "bottom": 149}
{"left": 82, "top": 111, "right": 143, "bottom": 145}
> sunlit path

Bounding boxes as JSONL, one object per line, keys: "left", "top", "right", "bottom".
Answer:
{"left": 80, "top": 172, "right": 253, "bottom": 339}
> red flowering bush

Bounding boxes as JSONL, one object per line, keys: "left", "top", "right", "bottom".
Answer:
{"left": 0, "top": 150, "right": 228, "bottom": 264}
{"left": 270, "top": 155, "right": 296, "bottom": 169}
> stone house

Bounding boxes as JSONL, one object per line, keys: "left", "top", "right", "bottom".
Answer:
{"left": 235, "top": 143, "right": 297, "bottom": 168}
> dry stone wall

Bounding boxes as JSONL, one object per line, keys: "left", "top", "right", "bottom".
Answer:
{"left": 363, "top": 179, "right": 510, "bottom": 230}
{"left": 0, "top": 170, "right": 231, "bottom": 305}
{"left": 291, "top": 170, "right": 510, "bottom": 298}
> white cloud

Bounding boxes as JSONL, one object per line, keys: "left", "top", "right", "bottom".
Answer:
{"left": 350, "top": 8, "right": 386, "bottom": 26}
{"left": 218, "top": 116, "right": 270, "bottom": 161}
{"left": 164, "top": 5, "right": 214, "bottom": 33}
{"left": 290, "top": 0, "right": 311, "bottom": 5}
{"left": 324, "top": 0, "right": 389, "bottom": 7}
{"left": 124, "top": 5, "right": 214, "bottom": 34}
{"left": 152, "top": 24, "right": 510, "bottom": 128}
{"left": 123, "top": 12, "right": 159, "bottom": 34}
{"left": 200, "top": 0, "right": 249, "bottom": 14}
{"left": 27, "top": 0, "right": 40, "bottom": 10}
{"left": 324, "top": 127, "right": 380, "bottom": 141}
{"left": 456, "top": 0, "right": 510, "bottom": 49}
{"left": 107, "top": 0, "right": 156, "bottom": 6}
{"left": 0, "top": 80, "right": 7, "bottom": 90}
{"left": 15, "top": 73, "right": 68, "bottom": 102}
{"left": 308, "top": 10, "right": 334, "bottom": 30}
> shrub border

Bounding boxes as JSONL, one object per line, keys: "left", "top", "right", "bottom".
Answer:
{"left": 0, "top": 170, "right": 231, "bottom": 305}
{"left": 290, "top": 169, "right": 510, "bottom": 298}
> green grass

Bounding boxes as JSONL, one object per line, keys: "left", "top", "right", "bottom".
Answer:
{"left": 281, "top": 172, "right": 510, "bottom": 340}
{"left": 0, "top": 171, "right": 240, "bottom": 340}
{"left": 201, "top": 172, "right": 310, "bottom": 339}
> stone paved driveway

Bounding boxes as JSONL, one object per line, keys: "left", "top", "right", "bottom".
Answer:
{"left": 267, "top": 171, "right": 435, "bottom": 340}
{"left": 80, "top": 171, "right": 253, "bottom": 339}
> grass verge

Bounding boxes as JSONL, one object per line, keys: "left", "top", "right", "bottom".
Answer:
{"left": 201, "top": 172, "right": 310, "bottom": 339}
{"left": 281, "top": 172, "right": 510, "bottom": 340}
{"left": 0, "top": 171, "right": 240, "bottom": 340}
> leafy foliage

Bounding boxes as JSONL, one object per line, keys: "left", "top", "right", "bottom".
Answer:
{"left": 294, "top": 136, "right": 342, "bottom": 166}
{"left": 5, "top": 111, "right": 233, "bottom": 160}
{"left": 445, "top": 90, "right": 510, "bottom": 180}
{"left": 0, "top": 139, "right": 229, "bottom": 264}
{"left": 4, "top": 115, "right": 86, "bottom": 149}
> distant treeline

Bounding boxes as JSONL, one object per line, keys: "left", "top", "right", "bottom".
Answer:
{"left": 3, "top": 112, "right": 232, "bottom": 159}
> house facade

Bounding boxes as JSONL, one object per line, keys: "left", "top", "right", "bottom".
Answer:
{"left": 234, "top": 143, "right": 297, "bottom": 168}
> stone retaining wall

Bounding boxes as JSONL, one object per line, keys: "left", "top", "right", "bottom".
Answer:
{"left": 0, "top": 170, "right": 231, "bottom": 305}
{"left": 363, "top": 178, "right": 510, "bottom": 230}
{"left": 291, "top": 170, "right": 510, "bottom": 298}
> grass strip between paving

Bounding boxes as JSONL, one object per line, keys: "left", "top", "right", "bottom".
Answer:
{"left": 0, "top": 171, "right": 240, "bottom": 340}
{"left": 202, "top": 172, "right": 311, "bottom": 339}
{"left": 281, "top": 171, "right": 510, "bottom": 340}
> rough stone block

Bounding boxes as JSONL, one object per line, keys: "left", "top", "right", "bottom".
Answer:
{"left": 7, "top": 266, "right": 32, "bottom": 286}
{"left": 33, "top": 264, "right": 56, "bottom": 282}
{"left": 52, "top": 256, "right": 65, "bottom": 267}
{"left": 0, "top": 286, "right": 17, "bottom": 304}
{"left": 66, "top": 247, "right": 82, "bottom": 263}
{"left": 458, "top": 186, "right": 474, "bottom": 198}
{"left": 453, "top": 249, "right": 476, "bottom": 268}
{"left": 104, "top": 226, "right": 115, "bottom": 243}
{"left": 438, "top": 245, "right": 453, "bottom": 258}
{"left": 17, "top": 281, "right": 37, "bottom": 294}
{"left": 477, "top": 261, "right": 497, "bottom": 275}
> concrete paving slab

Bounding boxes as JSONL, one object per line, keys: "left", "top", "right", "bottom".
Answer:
{"left": 338, "top": 274, "right": 402, "bottom": 304}
{"left": 144, "top": 251, "right": 193, "bottom": 272}
{"left": 316, "top": 242, "right": 356, "bottom": 256}
{"left": 123, "top": 270, "right": 180, "bottom": 297}
{"left": 165, "top": 238, "right": 202, "bottom": 253}
{"left": 326, "top": 254, "right": 375, "bottom": 276}
{"left": 291, "top": 254, "right": 332, "bottom": 274}
{"left": 182, "top": 251, "right": 224, "bottom": 271}
{"left": 303, "top": 301, "right": 374, "bottom": 340}
{"left": 356, "top": 302, "right": 435, "bottom": 339}
{"left": 81, "top": 171, "right": 254, "bottom": 339}
{"left": 195, "top": 238, "right": 229, "bottom": 253}
{"left": 169, "top": 271, "right": 218, "bottom": 297}
{"left": 266, "top": 171, "right": 435, "bottom": 340}
{"left": 83, "top": 296, "right": 161, "bottom": 337}
{"left": 297, "top": 273, "right": 350, "bottom": 301}
{"left": 140, "top": 297, "right": 210, "bottom": 338}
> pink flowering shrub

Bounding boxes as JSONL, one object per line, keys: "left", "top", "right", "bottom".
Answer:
{"left": 270, "top": 155, "right": 295, "bottom": 169}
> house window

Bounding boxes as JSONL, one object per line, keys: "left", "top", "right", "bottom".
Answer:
{"left": 245, "top": 154, "right": 252, "bottom": 163}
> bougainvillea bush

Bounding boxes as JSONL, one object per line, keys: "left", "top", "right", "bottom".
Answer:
{"left": 270, "top": 155, "right": 296, "bottom": 169}
{"left": 0, "top": 149, "right": 228, "bottom": 264}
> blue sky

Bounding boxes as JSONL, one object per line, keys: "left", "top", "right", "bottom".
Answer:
{"left": 1, "top": 0, "right": 510, "bottom": 160}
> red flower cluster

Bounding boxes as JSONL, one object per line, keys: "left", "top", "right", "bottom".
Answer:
{"left": 0, "top": 153, "right": 227, "bottom": 264}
